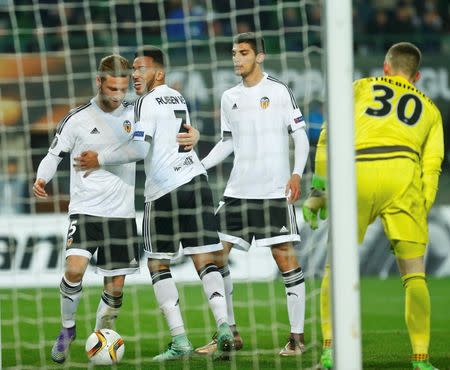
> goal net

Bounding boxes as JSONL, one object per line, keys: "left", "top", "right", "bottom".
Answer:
{"left": 0, "top": 0, "right": 325, "bottom": 368}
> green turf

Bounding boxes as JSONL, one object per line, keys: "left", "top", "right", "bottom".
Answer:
{"left": 1, "top": 277, "right": 449, "bottom": 369}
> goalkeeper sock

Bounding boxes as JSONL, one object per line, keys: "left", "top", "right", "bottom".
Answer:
{"left": 219, "top": 264, "right": 236, "bottom": 326}
{"left": 198, "top": 263, "right": 228, "bottom": 327}
{"left": 402, "top": 272, "right": 430, "bottom": 356}
{"left": 151, "top": 269, "right": 185, "bottom": 336}
{"left": 282, "top": 267, "right": 305, "bottom": 334}
{"left": 95, "top": 291, "right": 123, "bottom": 330}
{"left": 320, "top": 264, "right": 333, "bottom": 346}
{"left": 59, "top": 276, "right": 82, "bottom": 328}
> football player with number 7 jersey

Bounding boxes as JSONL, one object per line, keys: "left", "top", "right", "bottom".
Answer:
{"left": 74, "top": 46, "right": 235, "bottom": 361}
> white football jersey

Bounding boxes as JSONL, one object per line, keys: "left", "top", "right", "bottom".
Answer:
{"left": 221, "top": 73, "right": 306, "bottom": 198}
{"left": 49, "top": 99, "right": 136, "bottom": 218}
{"left": 133, "top": 84, "right": 205, "bottom": 201}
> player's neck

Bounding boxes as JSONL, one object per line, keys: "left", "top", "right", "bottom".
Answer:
{"left": 242, "top": 69, "right": 264, "bottom": 87}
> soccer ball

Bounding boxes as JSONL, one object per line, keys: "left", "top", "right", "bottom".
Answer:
{"left": 85, "top": 329, "right": 125, "bottom": 365}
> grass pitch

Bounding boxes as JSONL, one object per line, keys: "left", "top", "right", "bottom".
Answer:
{"left": 1, "top": 277, "right": 449, "bottom": 369}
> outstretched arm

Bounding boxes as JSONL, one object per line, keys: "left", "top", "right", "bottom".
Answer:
{"left": 74, "top": 140, "right": 150, "bottom": 171}
{"left": 201, "top": 138, "right": 234, "bottom": 170}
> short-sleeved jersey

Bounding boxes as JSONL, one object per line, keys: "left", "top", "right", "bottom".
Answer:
{"left": 354, "top": 75, "right": 443, "bottom": 162}
{"left": 50, "top": 99, "right": 136, "bottom": 218}
{"left": 220, "top": 73, "right": 305, "bottom": 199}
{"left": 133, "top": 84, "right": 205, "bottom": 201}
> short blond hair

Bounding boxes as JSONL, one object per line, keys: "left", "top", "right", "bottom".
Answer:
{"left": 98, "top": 54, "right": 131, "bottom": 81}
{"left": 385, "top": 42, "right": 421, "bottom": 79}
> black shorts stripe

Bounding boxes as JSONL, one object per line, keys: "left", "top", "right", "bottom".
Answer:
{"left": 57, "top": 102, "right": 91, "bottom": 134}
{"left": 267, "top": 76, "right": 298, "bottom": 109}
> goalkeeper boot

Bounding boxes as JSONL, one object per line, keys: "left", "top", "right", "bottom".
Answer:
{"left": 51, "top": 325, "right": 76, "bottom": 363}
{"left": 195, "top": 330, "right": 243, "bottom": 355}
{"left": 412, "top": 360, "right": 439, "bottom": 370}
{"left": 214, "top": 323, "right": 235, "bottom": 360}
{"left": 152, "top": 334, "right": 193, "bottom": 361}
{"left": 279, "top": 334, "right": 305, "bottom": 356}
{"left": 320, "top": 348, "right": 333, "bottom": 369}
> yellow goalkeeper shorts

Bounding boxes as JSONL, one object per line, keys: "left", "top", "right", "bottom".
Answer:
{"left": 356, "top": 157, "right": 428, "bottom": 247}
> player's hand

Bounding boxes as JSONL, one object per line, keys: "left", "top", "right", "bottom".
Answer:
{"left": 74, "top": 151, "right": 100, "bottom": 176}
{"left": 302, "top": 174, "right": 327, "bottom": 230}
{"left": 33, "top": 178, "right": 47, "bottom": 198}
{"left": 285, "top": 173, "right": 302, "bottom": 204}
{"left": 177, "top": 125, "right": 199, "bottom": 151}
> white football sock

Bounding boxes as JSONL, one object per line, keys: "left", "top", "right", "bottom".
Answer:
{"left": 60, "top": 276, "right": 82, "bottom": 328}
{"left": 199, "top": 264, "right": 227, "bottom": 327}
{"left": 219, "top": 265, "right": 236, "bottom": 327}
{"left": 95, "top": 291, "right": 122, "bottom": 330}
{"left": 282, "top": 267, "right": 306, "bottom": 334}
{"left": 151, "top": 269, "right": 185, "bottom": 337}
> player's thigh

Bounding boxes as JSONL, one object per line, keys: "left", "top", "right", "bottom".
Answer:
{"left": 96, "top": 218, "right": 140, "bottom": 271}
{"left": 380, "top": 162, "right": 427, "bottom": 245}
{"left": 356, "top": 163, "right": 380, "bottom": 243}
{"left": 66, "top": 214, "right": 102, "bottom": 258}
{"left": 251, "top": 198, "right": 300, "bottom": 247}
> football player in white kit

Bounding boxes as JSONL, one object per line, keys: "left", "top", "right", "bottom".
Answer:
{"left": 33, "top": 55, "right": 140, "bottom": 363}
{"left": 195, "top": 33, "right": 310, "bottom": 356}
{"left": 74, "top": 46, "right": 235, "bottom": 361}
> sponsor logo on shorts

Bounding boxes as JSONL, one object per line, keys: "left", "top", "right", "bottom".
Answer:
{"left": 133, "top": 131, "right": 144, "bottom": 138}
{"left": 279, "top": 226, "right": 289, "bottom": 233}
{"left": 67, "top": 237, "right": 73, "bottom": 247}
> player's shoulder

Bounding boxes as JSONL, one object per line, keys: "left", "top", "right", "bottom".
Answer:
{"left": 56, "top": 101, "right": 92, "bottom": 134}
{"left": 265, "top": 74, "right": 298, "bottom": 108}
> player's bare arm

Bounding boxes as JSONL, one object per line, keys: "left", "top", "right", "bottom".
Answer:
{"left": 285, "top": 173, "right": 301, "bottom": 204}
{"left": 177, "top": 124, "right": 200, "bottom": 151}
{"left": 33, "top": 178, "right": 48, "bottom": 198}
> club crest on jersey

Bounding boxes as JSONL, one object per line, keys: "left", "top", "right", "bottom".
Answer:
{"left": 260, "top": 96, "right": 270, "bottom": 109}
{"left": 123, "top": 120, "right": 132, "bottom": 133}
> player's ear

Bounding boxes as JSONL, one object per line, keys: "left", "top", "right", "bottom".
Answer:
{"left": 256, "top": 53, "right": 265, "bottom": 64}
{"left": 382, "top": 61, "right": 390, "bottom": 76}
{"left": 412, "top": 71, "right": 420, "bottom": 83}
{"left": 156, "top": 69, "right": 165, "bottom": 81}
{"left": 95, "top": 76, "right": 101, "bottom": 89}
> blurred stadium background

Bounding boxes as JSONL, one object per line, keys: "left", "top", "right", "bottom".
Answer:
{"left": 0, "top": 0, "right": 450, "bottom": 369}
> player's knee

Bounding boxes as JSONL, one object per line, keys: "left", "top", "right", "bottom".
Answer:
{"left": 65, "top": 270, "right": 83, "bottom": 283}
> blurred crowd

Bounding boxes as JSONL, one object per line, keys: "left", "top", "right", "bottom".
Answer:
{"left": 0, "top": 0, "right": 448, "bottom": 54}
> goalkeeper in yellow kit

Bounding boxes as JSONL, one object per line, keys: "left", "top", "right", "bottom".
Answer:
{"left": 303, "top": 42, "right": 443, "bottom": 370}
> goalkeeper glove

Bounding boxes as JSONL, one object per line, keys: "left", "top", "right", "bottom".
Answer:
{"left": 302, "top": 174, "right": 327, "bottom": 230}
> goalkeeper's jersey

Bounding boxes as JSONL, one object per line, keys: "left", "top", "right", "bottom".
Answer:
{"left": 220, "top": 73, "right": 305, "bottom": 199}
{"left": 49, "top": 99, "right": 136, "bottom": 218}
{"left": 354, "top": 75, "right": 443, "bottom": 163}
{"left": 133, "top": 84, "right": 205, "bottom": 202}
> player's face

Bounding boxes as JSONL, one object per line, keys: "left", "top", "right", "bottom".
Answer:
{"left": 132, "top": 57, "right": 159, "bottom": 95}
{"left": 232, "top": 42, "right": 259, "bottom": 78}
{"left": 98, "top": 75, "right": 129, "bottom": 112}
